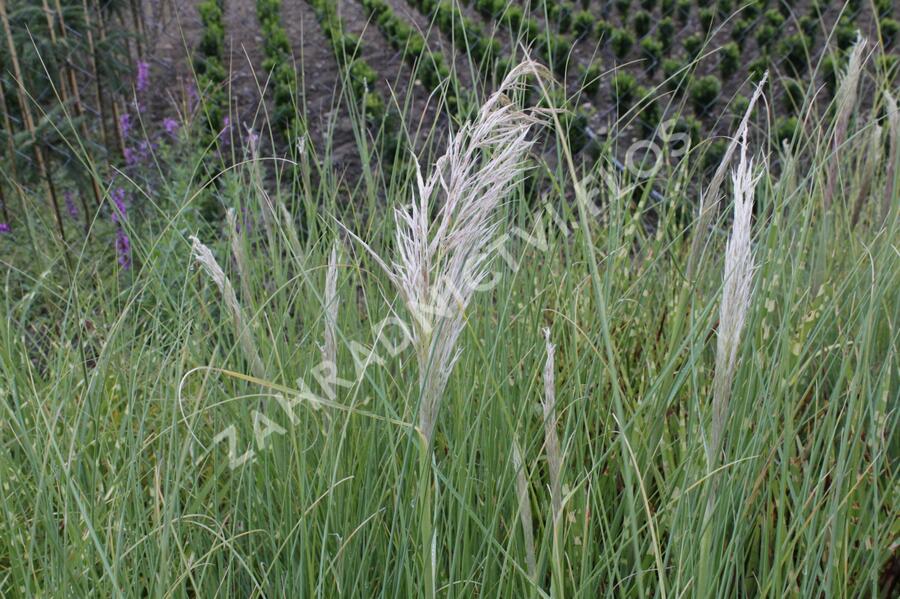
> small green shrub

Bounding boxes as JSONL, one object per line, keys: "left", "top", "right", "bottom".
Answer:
{"left": 881, "top": 18, "right": 899, "bottom": 46}
{"left": 699, "top": 7, "right": 715, "bottom": 32}
{"left": 581, "top": 60, "right": 604, "bottom": 96}
{"left": 683, "top": 33, "right": 704, "bottom": 58}
{"left": 633, "top": 10, "right": 652, "bottom": 37}
{"left": 676, "top": 0, "right": 692, "bottom": 23}
{"left": 720, "top": 41, "right": 740, "bottom": 79}
{"left": 573, "top": 11, "right": 594, "bottom": 38}
{"left": 595, "top": 20, "right": 613, "bottom": 40}
{"left": 836, "top": 19, "right": 857, "bottom": 50}
{"left": 778, "top": 33, "right": 811, "bottom": 75}
{"left": 610, "top": 28, "right": 635, "bottom": 58}
{"left": 611, "top": 72, "right": 638, "bottom": 103}
{"left": 755, "top": 24, "right": 778, "bottom": 50}
{"left": 658, "top": 17, "right": 675, "bottom": 50}
{"left": 662, "top": 58, "right": 686, "bottom": 91}
{"left": 732, "top": 19, "right": 751, "bottom": 47}
{"left": 690, "top": 74, "right": 721, "bottom": 113}
{"left": 703, "top": 139, "right": 728, "bottom": 171}
{"left": 782, "top": 78, "right": 805, "bottom": 114}
{"left": 641, "top": 38, "right": 663, "bottom": 73}
{"left": 764, "top": 9, "right": 785, "bottom": 27}
{"left": 748, "top": 57, "right": 768, "bottom": 82}
{"left": 776, "top": 116, "right": 800, "bottom": 144}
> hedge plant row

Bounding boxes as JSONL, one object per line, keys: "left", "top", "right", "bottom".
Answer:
{"left": 305, "top": 0, "right": 387, "bottom": 123}
{"left": 256, "top": 0, "right": 305, "bottom": 140}
{"left": 408, "top": 0, "right": 503, "bottom": 73}
{"left": 194, "top": 0, "right": 229, "bottom": 136}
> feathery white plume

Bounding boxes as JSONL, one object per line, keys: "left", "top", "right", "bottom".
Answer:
{"left": 541, "top": 327, "right": 562, "bottom": 526}
{"left": 884, "top": 91, "right": 899, "bottom": 223}
{"left": 352, "top": 60, "right": 547, "bottom": 444}
{"left": 688, "top": 72, "right": 767, "bottom": 279}
{"left": 190, "top": 236, "right": 266, "bottom": 380}
{"left": 710, "top": 128, "right": 756, "bottom": 462}
{"left": 824, "top": 35, "right": 867, "bottom": 211}
{"left": 322, "top": 241, "right": 340, "bottom": 369}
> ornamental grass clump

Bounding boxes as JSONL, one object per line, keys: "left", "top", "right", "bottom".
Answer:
{"left": 353, "top": 59, "right": 548, "bottom": 447}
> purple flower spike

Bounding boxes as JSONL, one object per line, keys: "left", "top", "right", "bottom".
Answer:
{"left": 163, "top": 117, "right": 179, "bottom": 137}
{"left": 0, "top": 223, "right": 10, "bottom": 234}
{"left": 136, "top": 61, "right": 150, "bottom": 93}
{"left": 111, "top": 188, "right": 127, "bottom": 223}
{"left": 124, "top": 146, "right": 138, "bottom": 166}
{"left": 120, "top": 113, "right": 132, "bottom": 139}
{"left": 115, "top": 228, "right": 132, "bottom": 270}
{"left": 64, "top": 190, "right": 79, "bottom": 220}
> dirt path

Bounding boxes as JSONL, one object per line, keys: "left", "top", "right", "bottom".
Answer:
{"left": 223, "top": 0, "right": 270, "bottom": 140}
{"left": 336, "top": 0, "right": 444, "bottom": 153}
{"left": 139, "top": 0, "right": 203, "bottom": 122}
{"left": 281, "top": 0, "right": 363, "bottom": 177}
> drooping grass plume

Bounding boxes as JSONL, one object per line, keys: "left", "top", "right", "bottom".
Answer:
{"left": 351, "top": 60, "right": 547, "bottom": 445}
{"left": 710, "top": 129, "right": 757, "bottom": 466}
{"left": 824, "top": 35, "right": 867, "bottom": 211}
{"left": 884, "top": 91, "right": 899, "bottom": 223}
{"left": 190, "top": 235, "right": 266, "bottom": 380}
{"left": 541, "top": 326, "right": 565, "bottom": 596}
{"left": 541, "top": 327, "right": 562, "bottom": 524}
{"left": 322, "top": 240, "right": 340, "bottom": 369}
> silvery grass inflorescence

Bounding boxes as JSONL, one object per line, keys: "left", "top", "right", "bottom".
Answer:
{"left": 884, "top": 91, "right": 899, "bottom": 222}
{"left": 190, "top": 235, "right": 266, "bottom": 380}
{"left": 824, "top": 34, "right": 867, "bottom": 212}
{"left": 687, "top": 72, "right": 767, "bottom": 280}
{"left": 351, "top": 60, "right": 548, "bottom": 445}
{"left": 322, "top": 241, "right": 340, "bottom": 372}
{"left": 710, "top": 126, "right": 758, "bottom": 465}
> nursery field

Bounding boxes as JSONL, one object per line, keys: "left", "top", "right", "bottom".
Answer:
{"left": 1, "top": 0, "right": 899, "bottom": 597}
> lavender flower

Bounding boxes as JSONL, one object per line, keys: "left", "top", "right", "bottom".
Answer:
{"left": 124, "top": 146, "right": 138, "bottom": 166}
{"left": 163, "top": 117, "right": 179, "bottom": 137}
{"left": 219, "top": 116, "right": 232, "bottom": 146}
{"left": 136, "top": 61, "right": 150, "bottom": 93}
{"left": 0, "top": 223, "right": 10, "bottom": 234}
{"left": 63, "top": 190, "right": 79, "bottom": 220}
{"left": 111, "top": 188, "right": 127, "bottom": 223}
{"left": 119, "top": 113, "right": 132, "bottom": 139}
{"left": 115, "top": 228, "right": 132, "bottom": 269}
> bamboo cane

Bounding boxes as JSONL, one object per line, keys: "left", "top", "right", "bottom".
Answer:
{"left": 0, "top": 0, "right": 68, "bottom": 244}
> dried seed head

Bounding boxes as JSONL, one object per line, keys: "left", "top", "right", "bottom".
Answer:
{"left": 190, "top": 236, "right": 266, "bottom": 380}
{"left": 711, "top": 127, "right": 757, "bottom": 463}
